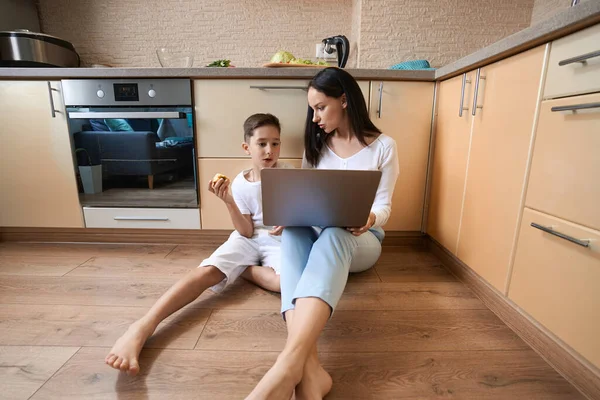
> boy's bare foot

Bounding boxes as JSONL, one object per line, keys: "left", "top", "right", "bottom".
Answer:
{"left": 295, "top": 355, "right": 332, "bottom": 400}
{"left": 105, "top": 318, "right": 155, "bottom": 376}
{"left": 246, "top": 352, "right": 304, "bottom": 400}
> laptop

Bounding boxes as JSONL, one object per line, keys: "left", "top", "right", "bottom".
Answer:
{"left": 261, "top": 168, "right": 382, "bottom": 227}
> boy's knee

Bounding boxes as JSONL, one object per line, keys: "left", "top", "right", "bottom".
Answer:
{"left": 197, "top": 265, "right": 225, "bottom": 280}
{"left": 270, "top": 274, "right": 281, "bottom": 293}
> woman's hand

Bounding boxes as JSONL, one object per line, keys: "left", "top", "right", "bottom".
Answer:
{"left": 208, "top": 178, "right": 233, "bottom": 205}
{"left": 347, "top": 212, "right": 376, "bottom": 236}
{"left": 269, "top": 226, "right": 284, "bottom": 236}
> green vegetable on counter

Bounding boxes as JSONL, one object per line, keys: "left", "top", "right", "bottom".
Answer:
{"left": 270, "top": 51, "right": 330, "bottom": 66}
{"left": 270, "top": 51, "right": 296, "bottom": 64}
{"left": 206, "top": 59, "right": 232, "bottom": 67}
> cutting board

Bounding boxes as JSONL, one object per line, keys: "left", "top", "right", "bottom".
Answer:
{"left": 263, "top": 63, "right": 329, "bottom": 68}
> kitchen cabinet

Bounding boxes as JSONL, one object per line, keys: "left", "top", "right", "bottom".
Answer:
{"left": 427, "top": 73, "right": 474, "bottom": 253}
{"left": 194, "top": 79, "right": 370, "bottom": 159}
{"left": 508, "top": 208, "right": 600, "bottom": 369}
{"left": 369, "top": 81, "right": 435, "bottom": 231}
{"left": 525, "top": 92, "right": 600, "bottom": 232}
{"left": 543, "top": 23, "right": 600, "bottom": 100}
{"left": 82, "top": 207, "right": 200, "bottom": 229}
{"left": 456, "top": 45, "right": 547, "bottom": 293}
{"left": 198, "top": 158, "right": 302, "bottom": 230}
{"left": 0, "top": 81, "right": 84, "bottom": 228}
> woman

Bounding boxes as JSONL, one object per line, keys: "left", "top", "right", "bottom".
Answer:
{"left": 246, "top": 68, "right": 400, "bottom": 400}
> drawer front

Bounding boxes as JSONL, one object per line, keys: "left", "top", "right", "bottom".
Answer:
{"left": 508, "top": 208, "right": 600, "bottom": 368}
{"left": 526, "top": 93, "right": 600, "bottom": 231}
{"left": 83, "top": 207, "right": 200, "bottom": 229}
{"left": 544, "top": 23, "right": 600, "bottom": 99}
{"left": 194, "top": 79, "right": 370, "bottom": 158}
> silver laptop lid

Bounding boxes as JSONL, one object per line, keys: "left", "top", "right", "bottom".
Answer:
{"left": 261, "top": 168, "right": 382, "bottom": 227}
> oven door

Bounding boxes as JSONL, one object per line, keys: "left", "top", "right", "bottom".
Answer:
{"left": 65, "top": 106, "right": 198, "bottom": 210}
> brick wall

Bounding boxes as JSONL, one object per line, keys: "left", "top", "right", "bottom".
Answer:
{"left": 37, "top": 0, "right": 352, "bottom": 68}
{"left": 530, "top": 0, "right": 589, "bottom": 26}
{"left": 38, "top": 0, "right": 534, "bottom": 69}
{"left": 358, "top": 0, "right": 533, "bottom": 69}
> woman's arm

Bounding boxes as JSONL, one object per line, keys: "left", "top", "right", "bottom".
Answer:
{"left": 370, "top": 139, "right": 400, "bottom": 228}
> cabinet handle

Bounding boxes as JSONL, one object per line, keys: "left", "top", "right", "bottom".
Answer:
{"left": 47, "top": 82, "right": 59, "bottom": 118}
{"left": 377, "top": 82, "right": 383, "bottom": 118}
{"left": 114, "top": 216, "right": 170, "bottom": 221}
{"left": 551, "top": 102, "right": 600, "bottom": 112}
{"left": 249, "top": 85, "right": 308, "bottom": 91}
{"left": 531, "top": 222, "right": 590, "bottom": 248}
{"left": 558, "top": 50, "right": 600, "bottom": 66}
{"left": 458, "top": 73, "right": 471, "bottom": 117}
{"left": 471, "top": 69, "right": 486, "bottom": 116}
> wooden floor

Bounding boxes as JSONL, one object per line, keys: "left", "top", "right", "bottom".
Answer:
{"left": 0, "top": 241, "right": 583, "bottom": 400}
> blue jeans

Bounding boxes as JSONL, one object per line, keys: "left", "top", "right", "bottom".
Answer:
{"left": 280, "top": 226, "right": 384, "bottom": 315}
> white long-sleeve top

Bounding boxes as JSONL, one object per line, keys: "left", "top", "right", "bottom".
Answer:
{"left": 302, "top": 134, "right": 400, "bottom": 228}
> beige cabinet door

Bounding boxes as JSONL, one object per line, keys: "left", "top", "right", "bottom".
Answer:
{"left": 427, "top": 73, "right": 475, "bottom": 254}
{"left": 508, "top": 208, "right": 600, "bottom": 368}
{"left": 369, "top": 81, "right": 435, "bottom": 231}
{"left": 0, "top": 81, "right": 83, "bottom": 228}
{"left": 198, "top": 159, "right": 302, "bottom": 230}
{"left": 457, "top": 46, "right": 547, "bottom": 292}
{"left": 195, "top": 79, "right": 370, "bottom": 159}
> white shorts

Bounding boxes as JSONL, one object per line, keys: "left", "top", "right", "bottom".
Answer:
{"left": 199, "top": 230, "right": 281, "bottom": 293}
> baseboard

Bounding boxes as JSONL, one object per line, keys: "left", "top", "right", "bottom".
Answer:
{"left": 0, "top": 227, "right": 230, "bottom": 245}
{"left": 427, "top": 236, "right": 600, "bottom": 400}
{"left": 0, "top": 227, "right": 425, "bottom": 247}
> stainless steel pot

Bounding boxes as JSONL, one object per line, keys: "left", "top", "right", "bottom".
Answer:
{"left": 0, "top": 29, "right": 80, "bottom": 67}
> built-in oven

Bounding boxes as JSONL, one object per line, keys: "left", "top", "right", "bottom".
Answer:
{"left": 62, "top": 79, "right": 200, "bottom": 229}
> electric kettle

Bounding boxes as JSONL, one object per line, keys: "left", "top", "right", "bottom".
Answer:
{"left": 322, "top": 35, "right": 349, "bottom": 68}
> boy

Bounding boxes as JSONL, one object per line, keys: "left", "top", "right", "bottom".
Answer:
{"left": 105, "top": 113, "right": 287, "bottom": 376}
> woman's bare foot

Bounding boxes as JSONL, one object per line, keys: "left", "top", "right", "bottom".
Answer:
{"left": 295, "top": 355, "right": 332, "bottom": 400}
{"left": 105, "top": 318, "right": 155, "bottom": 376}
{"left": 246, "top": 352, "right": 304, "bottom": 400}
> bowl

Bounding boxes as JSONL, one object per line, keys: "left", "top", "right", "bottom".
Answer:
{"left": 156, "top": 48, "right": 194, "bottom": 68}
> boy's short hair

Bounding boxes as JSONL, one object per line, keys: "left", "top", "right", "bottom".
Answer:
{"left": 243, "top": 113, "right": 281, "bottom": 143}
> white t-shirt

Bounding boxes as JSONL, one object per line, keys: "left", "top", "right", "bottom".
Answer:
{"left": 301, "top": 134, "right": 400, "bottom": 228}
{"left": 231, "top": 162, "right": 293, "bottom": 234}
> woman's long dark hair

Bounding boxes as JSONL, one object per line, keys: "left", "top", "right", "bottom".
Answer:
{"left": 304, "top": 67, "right": 381, "bottom": 167}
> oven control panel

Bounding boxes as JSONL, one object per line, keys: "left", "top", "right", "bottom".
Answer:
{"left": 62, "top": 79, "right": 192, "bottom": 106}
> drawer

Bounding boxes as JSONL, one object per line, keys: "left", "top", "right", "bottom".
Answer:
{"left": 193, "top": 79, "right": 370, "bottom": 158}
{"left": 508, "top": 208, "right": 600, "bottom": 368}
{"left": 526, "top": 93, "right": 600, "bottom": 231}
{"left": 83, "top": 207, "right": 200, "bottom": 229}
{"left": 544, "top": 23, "right": 600, "bottom": 99}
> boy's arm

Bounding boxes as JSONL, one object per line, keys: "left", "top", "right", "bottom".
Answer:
{"left": 209, "top": 177, "right": 254, "bottom": 238}
{"left": 225, "top": 200, "right": 254, "bottom": 238}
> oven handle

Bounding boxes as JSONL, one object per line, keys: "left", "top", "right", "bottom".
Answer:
{"left": 67, "top": 111, "right": 187, "bottom": 119}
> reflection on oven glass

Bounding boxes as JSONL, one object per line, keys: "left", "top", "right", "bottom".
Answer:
{"left": 65, "top": 107, "right": 198, "bottom": 208}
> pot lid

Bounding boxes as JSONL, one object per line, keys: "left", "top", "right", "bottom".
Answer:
{"left": 0, "top": 29, "right": 77, "bottom": 51}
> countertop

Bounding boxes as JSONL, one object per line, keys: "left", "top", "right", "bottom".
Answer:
{"left": 0, "top": 66, "right": 435, "bottom": 81}
{"left": 0, "top": 1, "right": 598, "bottom": 82}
